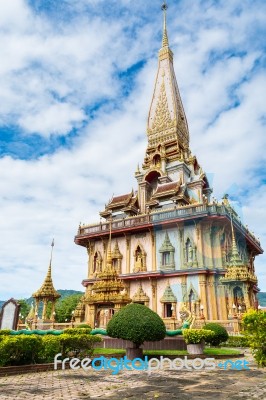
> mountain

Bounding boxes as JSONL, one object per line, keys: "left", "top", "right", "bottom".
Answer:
{"left": 257, "top": 292, "right": 266, "bottom": 307}
{"left": 0, "top": 289, "right": 84, "bottom": 311}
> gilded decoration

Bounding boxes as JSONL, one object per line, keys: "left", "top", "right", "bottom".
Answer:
{"left": 132, "top": 283, "right": 150, "bottom": 306}
{"left": 160, "top": 281, "right": 177, "bottom": 303}
{"left": 133, "top": 243, "right": 147, "bottom": 272}
{"left": 221, "top": 220, "right": 257, "bottom": 284}
{"left": 159, "top": 231, "right": 175, "bottom": 271}
{"left": 86, "top": 239, "right": 131, "bottom": 306}
{"left": 32, "top": 241, "right": 61, "bottom": 320}
{"left": 112, "top": 240, "right": 123, "bottom": 273}
{"left": 148, "top": 81, "right": 176, "bottom": 136}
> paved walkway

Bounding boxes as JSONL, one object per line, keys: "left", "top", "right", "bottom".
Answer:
{"left": 0, "top": 354, "right": 265, "bottom": 399}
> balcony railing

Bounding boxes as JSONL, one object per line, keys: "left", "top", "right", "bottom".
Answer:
{"left": 76, "top": 204, "right": 261, "bottom": 247}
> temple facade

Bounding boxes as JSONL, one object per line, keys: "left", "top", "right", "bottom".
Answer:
{"left": 74, "top": 5, "right": 263, "bottom": 329}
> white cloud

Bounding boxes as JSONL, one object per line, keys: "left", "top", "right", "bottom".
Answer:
{"left": 0, "top": 0, "right": 265, "bottom": 299}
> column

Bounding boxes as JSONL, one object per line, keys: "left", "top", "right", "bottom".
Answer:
{"left": 199, "top": 274, "right": 208, "bottom": 319}
{"left": 42, "top": 299, "right": 47, "bottom": 320}
{"left": 125, "top": 235, "right": 131, "bottom": 274}
{"left": 88, "top": 242, "right": 94, "bottom": 278}
{"left": 207, "top": 275, "right": 218, "bottom": 320}
{"left": 151, "top": 231, "right": 157, "bottom": 271}
{"left": 151, "top": 279, "right": 157, "bottom": 313}
{"left": 217, "top": 282, "right": 228, "bottom": 320}
{"left": 197, "top": 223, "right": 204, "bottom": 268}
{"left": 181, "top": 275, "right": 187, "bottom": 305}
{"left": 88, "top": 305, "right": 96, "bottom": 328}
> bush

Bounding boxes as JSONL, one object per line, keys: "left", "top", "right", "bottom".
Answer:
{"left": 0, "top": 333, "right": 102, "bottom": 366}
{"left": 204, "top": 323, "right": 229, "bottom": 346}
{"left": 223, "top": 336, "right": 249, "bottom": 348}
{"left": 59, "top": 334, "right": 102, "bottom": 358}
{"left": 38, "top": 335, "right": 61, "bottom": 363}
{"left": 64, "top": 328, "right": 92, "bottom": 335}
{"left": 183, "top": 329, "right": 215, "bottom": 344}
{"left": 107, "top": 303, "right": 166, "bottom": 348}
{"left": 242, "top": 310, "right": 266, "bottom": 367}
{"left": 0, "top": 335, "right": 42, "bottom": 366}
{"left": 0, "top": 329, "right": 11, "bottom": 336}
{"left": 78, "top": 324, "right": 92, "bottom": 329}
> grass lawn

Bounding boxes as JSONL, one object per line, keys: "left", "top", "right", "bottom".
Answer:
{"left": 93, "top": 348, "right": 241, "bottom": 356}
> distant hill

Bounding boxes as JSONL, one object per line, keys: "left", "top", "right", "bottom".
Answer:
{"left": 0, "top": 289, "right": 84, "bottom": 311}
{"left": 258, "top": 292, "right": 266, "bottom": 307}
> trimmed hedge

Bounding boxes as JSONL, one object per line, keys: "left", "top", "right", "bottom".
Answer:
{"left": 64, "top": 328, "right": 92, "bottom": 335}
{"left": 0, "top": 333, "right": 102, "bottom": 366}
{"left": 107, "top": 303, "right": 166, "bottom": 347}
{"left": 223, "top": 335, "right": 249, "bottom": 348}
{"left": 204, "top": 323, "right": 229, "bottom": 346}
{"left": 77, "top": 324, "right": 92, "bottom": 329}
{"left": 0, "top": 335, "right": 42, "bottom": 366}
{"left": 183, "top": 329, "right": 215, "bottom": 344}
{"left": 0, "top": 329, "right": 11, "bottom": 336}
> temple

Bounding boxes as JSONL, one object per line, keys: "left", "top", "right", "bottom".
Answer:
{"left": 74, "top": 3, "right": 263, "bottom": 329}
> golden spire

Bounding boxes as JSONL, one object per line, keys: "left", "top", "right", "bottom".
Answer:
{"left": 229, "top": 215, "right": 242, "bottom": 266}
{"left": 161, "top": 2, "right": 169, "bottom": 48}
{"left": 32, "top": 240, "right": 60, "bottom": 299}
{"left": 146, "top": 1, "right": 190, "bottom": 153}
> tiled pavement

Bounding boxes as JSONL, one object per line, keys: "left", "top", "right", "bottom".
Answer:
{"left": 0, "top": 356, "right": 265, "bottom": 400}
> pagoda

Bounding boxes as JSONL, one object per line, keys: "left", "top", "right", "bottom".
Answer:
{"left": 32, "top": 241, "right": 61, "bottom": 321}
{"left": 75, "top": 3, "right": 263, "bottom": 328}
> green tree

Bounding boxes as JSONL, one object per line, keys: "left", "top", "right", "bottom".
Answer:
{"left": 242, "top": 309, "right": 266, "bottom": 367}
{"left": 55, "top": 294, "right": 82, "bottom": 322}
{"left": 17, "top": 300, "right": 30, "bottom": 320}
{"left": 107, "top": 304, "right": 166, "bottom": 358}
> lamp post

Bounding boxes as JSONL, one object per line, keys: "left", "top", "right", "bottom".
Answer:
{"left": 232, "top": 303, "right": 237, "bottom": 318}
{"left": 238, "top": 305, "right": 242, "bottom": 318}
{"left": 71, "top": 310, "right": 75, "bottom": 328}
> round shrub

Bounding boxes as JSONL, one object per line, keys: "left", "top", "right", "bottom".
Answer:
{"left": 204, "top": 323, "right": 229, "bottom": 346}
{"left": 106, "top": 303, "right": 166, "bottom": 347}
{"left": 183, "top": 329, "right": 215, "bottom": 344}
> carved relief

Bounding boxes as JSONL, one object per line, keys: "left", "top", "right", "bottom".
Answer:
{"left": 159, "top": 231, "right": 175, "bottom": 271}
{"left": 93, "top": 251, "right": 102, "bottom": 275}
{"left": 133, "top": 243, "right": 147, "bottom": 272}
{"left": 148, "top": 81, "right": 176, "bottom": 135}
{"left": 112, "top": 240, "right": 123, "bottom": 274}
{"left": 183, "top": 237, "right": 198, "bottom": 268}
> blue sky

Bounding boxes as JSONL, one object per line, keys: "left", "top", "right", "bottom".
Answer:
{"left": 0, "top": 0, "right": 265, "bottom": 299}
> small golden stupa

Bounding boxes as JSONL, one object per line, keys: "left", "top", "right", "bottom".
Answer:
{"left": 85, "top": 224, "right": 131, "bottom": 327}
{"left": 32, "top": 240, "right": 61, "bottom": 321}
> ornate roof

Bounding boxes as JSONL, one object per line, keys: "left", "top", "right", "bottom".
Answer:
{"left": 132, "top": 283, "right": 149, "bottom": 303}
{"left": 160, "top": 281, "right": 177, "bottom": 303}
{"left": 147, "top": 4, "right": 189, "bottom": 151}
{"left": 154, "top": 181, "right": 180, "bottom": 195}
{"left": 32, "top": 263, "right": 61, "bottom": 300}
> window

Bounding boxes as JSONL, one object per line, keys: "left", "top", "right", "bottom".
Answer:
{"left": 162, "top": 252, "right": 170, "bottom": 265}
{"left": 165, "top": 303, "right": 172, "bottom": 318}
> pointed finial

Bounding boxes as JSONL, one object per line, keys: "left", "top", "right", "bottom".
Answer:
{"left": 49, "top": 239, "right": 54, "bottom": 267}
{"left": 161, "top": 2, "right": 169, "bottom": 48}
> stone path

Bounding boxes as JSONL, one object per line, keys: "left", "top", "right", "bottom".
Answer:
{"left": 0, "top": 354, "right": 265, "bottom": 399}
